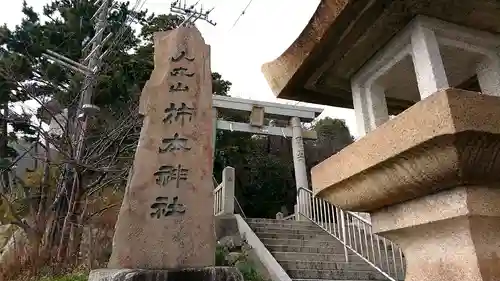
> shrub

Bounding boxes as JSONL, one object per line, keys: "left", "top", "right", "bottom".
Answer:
{"left": 215, "top": 244, "right": 230, "bottom": 266}
{"left": 236, "top": 262, "right": 267, "bottom": 281}
{"left": 215, "top": 241, "right": 269, "bottom": 281}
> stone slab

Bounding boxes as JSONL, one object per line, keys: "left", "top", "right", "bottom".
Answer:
{"left": 370, "top": 186, "right": 500, "bottom": 281}
{"left": 312, "top": 88, "right": 500, "bottom": 211}
{"left": 89, "top": 267, "right": 243, "bottom": 281}
{"left": 215, "top": 215, "right": 239, "bottom": 240}
{"left": 108, "top": 27, "right": 215, "bottom": 269}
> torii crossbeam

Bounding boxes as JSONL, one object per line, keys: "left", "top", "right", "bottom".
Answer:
{"left": 212, "top": 95, "right": 324, "bottom": 217}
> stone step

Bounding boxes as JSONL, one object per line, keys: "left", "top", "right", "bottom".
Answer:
{"left": 286, "top": 269, "right": 387, "bottom": 280}
{"left": 252, "top": 227, "right": 326, "bottom": 235}
{"left": 292, "top": 279, "right": 387, "bottom": 281}
{"left": 261, "top": 238, "right": 344, "bottom": 248}
{"left": 262, "top": 240, "right": 401, "bottom": 266}
{"left": 345, "top": 237, "right": 398, "bottom": 250}
{"left": 246, "top": 219, "right": 318, "bottom": 228}
{"left": 292, "top": 279, "right": 388, "bottom": 281}
{"left": 246, "top": 218, "right": 314, "bottom": 224}
{"left": 272, "top": 251, "right": 364, "bottom": 263}
{"left": 342, "top": 246, "right": 401, "bottom": 264}
{"left": 280, "top": 260, "right": 376, "bottom": 271}
{"left": 292, "top": 277, "right": 393, "bottom": 281}
{"left": 249, "top": 224, "right": 322, "bottom": 232}
{"left": 246, "top": 219, "right": 316, "bottom": 226}
{"left": 257, "top": 232, "right": 332, "bottom": 240}
{"left": 266, "top": 244, "right": 348, "bottom": 254}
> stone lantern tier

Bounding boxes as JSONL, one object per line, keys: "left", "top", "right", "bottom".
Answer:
{"left": 312, "top": 88, "right": 500, "bottom": 281}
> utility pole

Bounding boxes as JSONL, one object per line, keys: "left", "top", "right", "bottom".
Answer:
{"left": 42, "top": 0, "right": 113, "bottom": 259}
{"left": 43, "top": 0, "right": 112, "bottom": 164}
{"left": 170, "top": 0, "right": 217, "bottom": 27}
{"left": 74, "top": 0, "right": 111, "bottom": 160}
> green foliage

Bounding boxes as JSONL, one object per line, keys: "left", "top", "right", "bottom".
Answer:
{"left": 1, "top": 0, "right": 232, "bottom": 128}
{"left": 1, "top": 0, "right": 354, "bottom": 223}
{"left": 0, "top": 224, "right": 16, "bottom": 250}
{"left": 213, "top": 115, "right": 354, "bottom": 218}
{"left": 306, "top": 117, "right": 354, "bottom": 167}
{"left": 313, "top": 117, "right": 354, "bottom": 144}
{"left": 215, "top": 244, "right": 268, "bottom": 281}
{"left": 0, "top": 158, "right": 12, "bottom": 170}
{"left": 0, "top": 197, "right": 17, "bottom": 225}
{"left": 0, "top": 192, "right": 33, "bottom": 225}
{"left": 237, "top": 262, "right": 268, "bottom": 281}
{"left": 215, "top": 244, "right": 230, "bottom": 266}
{"left": 0, "top": 0, "right": 231, "bottom": 185}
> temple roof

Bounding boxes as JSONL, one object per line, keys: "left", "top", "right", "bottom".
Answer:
{"left": 261, "top": 0, "right": 500, "bottom": 114}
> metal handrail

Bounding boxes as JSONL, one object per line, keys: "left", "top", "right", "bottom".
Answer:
{"left": 297, "top": 187, "right": 405, "bottom": 281}
{"left": 234, "top": 196, "right": 246, "bottom": 219}
{"left": 213, "top": 176, "right": 224, "bottom": 216}
{"left": 212, "top": 176, "right": 219, "bottom": 189}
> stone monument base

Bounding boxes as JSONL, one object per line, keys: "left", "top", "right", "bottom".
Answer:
{"left": 88, "top": 267, "right": 243, "bottom": 281}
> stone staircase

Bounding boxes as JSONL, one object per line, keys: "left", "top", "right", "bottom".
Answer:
{"left": 246, "top": 218, "right": 392, "bottom": 281}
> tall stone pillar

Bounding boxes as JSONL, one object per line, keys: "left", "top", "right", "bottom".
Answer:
{"left": 89, "top": 27, "right": 242, "bottom": 281}
{"left": 312, "top": 89, "right": 500, "bottom": 281}
{"left": 290, "top": 116, "right": 309, "bottom": 221}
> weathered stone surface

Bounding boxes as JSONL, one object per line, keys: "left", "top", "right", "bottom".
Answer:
{"left": 215, "top": 215, "right": 239, "bottom": 240}
{"left": 108, "top": 27, "right": 215, "bottom": 269}
{"left": 373, "top": 186, "right": 500, "bottom": 281}
{"left": 89, "top": 267, "right": 243, "bottom": 281}
{"left": 312, "top": 88, "right": 500, "bottom": 211}
{"left": 225, "top": 252, "right": 243, "bottom": 266}
{"left": 312, "top": 89, "right": 500, "bottom": 281}
{"left": 218, "top": 235, "right": 243, "bottom": 251}
{"left": 275, "top": 212, "right": 284, "bottom": 220}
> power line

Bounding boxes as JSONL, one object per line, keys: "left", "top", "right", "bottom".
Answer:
{"left": 231, "top": 0, "right": 254, "bottom": 30}
{"left": 99, "top": 0, "right": 149, "bottom": 67}
{"left": 170, "top": 0, "right": 217, "bottom": 27}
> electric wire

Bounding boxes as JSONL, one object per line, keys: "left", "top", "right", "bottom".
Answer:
{"left": 231, "top": 0, "right": 254, "bottom": 30}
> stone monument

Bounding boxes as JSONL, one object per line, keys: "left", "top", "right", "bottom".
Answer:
{"left": 89, "top": 27, "right": 242, "bottom": 281}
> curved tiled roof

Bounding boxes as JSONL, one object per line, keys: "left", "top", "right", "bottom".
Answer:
{"left": 260, "top": 0, "right": 500, "bottom": 113}
{"left": 261, "top": 0, "right": 349, "bottom": 100}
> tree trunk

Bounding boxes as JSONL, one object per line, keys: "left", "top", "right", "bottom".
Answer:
{"left": 67, "top": 217, "right": 84, "bottom": 266}
{"left": 42, "top": 198, "right": 68, "bottom": 261}
{"left": 25, "top": 228, "right": 43, "bottom": 277}
{"left": 67, "top": 190, "right": 86, "bottom": 266}
{"left": 53, "top": 101, "right": 80, "bottom": 263}
{"left": 56, "top": 171, "right": 83, "bottom": 262}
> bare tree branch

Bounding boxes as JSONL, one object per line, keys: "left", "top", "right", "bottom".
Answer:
{"left": 83, "top": 203, "right": 119, "bottom": 223}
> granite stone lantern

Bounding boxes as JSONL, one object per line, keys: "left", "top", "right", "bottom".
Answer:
{"left": 262, "top": 1, "right": 500, "bottom": 280}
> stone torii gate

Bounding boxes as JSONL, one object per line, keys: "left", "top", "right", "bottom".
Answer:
{"left": 212, "top": 94, "right": 323, "bottom": 216}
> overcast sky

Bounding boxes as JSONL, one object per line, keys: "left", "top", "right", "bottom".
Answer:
{"left": 1, "top": 0, "right": 358, "bottom": 137}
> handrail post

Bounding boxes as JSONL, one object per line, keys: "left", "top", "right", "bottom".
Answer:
{"left": 221, "top": 166, "right": 235, "bottom": 215}
{"left": 293, "top": 204, "right": 298, "bottom": 221}
{"left": 341, "top": 210, "right": 349, "bottom": 262}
